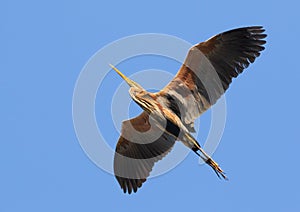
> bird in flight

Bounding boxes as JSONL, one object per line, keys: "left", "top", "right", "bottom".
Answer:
{"left": 110, "top": 26, "right": 267, "bottom": 194}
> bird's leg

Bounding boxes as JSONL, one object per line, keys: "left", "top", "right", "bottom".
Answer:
{"left": 154, "top": 116, "right": 228, "bottom": 180}
{"left": 185, "top": 133, "right": 228, "bottom": 180}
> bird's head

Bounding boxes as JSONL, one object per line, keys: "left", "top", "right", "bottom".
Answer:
{"left": 110, "top": 64, "right": 156, "bottom": 114}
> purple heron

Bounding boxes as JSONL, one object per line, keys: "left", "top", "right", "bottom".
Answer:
{"left": 110, "top": 26, "right": 267, "bottom": 194}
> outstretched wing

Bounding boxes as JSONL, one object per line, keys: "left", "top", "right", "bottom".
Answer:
{"left": 114, "top": 112, "right": 177, "bottom": 194}
{"left": 158, "top": 26, "right": 267, "bottom": 131}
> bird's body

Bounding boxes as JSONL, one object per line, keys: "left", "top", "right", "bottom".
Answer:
{"left": 111, "top": 26, "right": 267, "bottom": 194}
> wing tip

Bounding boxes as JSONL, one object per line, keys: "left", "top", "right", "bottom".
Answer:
{"left": 116, "top": 175, "right": 146, "bottom": 194}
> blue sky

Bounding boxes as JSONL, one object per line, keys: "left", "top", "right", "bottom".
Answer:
{"left": 2, "top": 0, "right": 300, "bottom": 211}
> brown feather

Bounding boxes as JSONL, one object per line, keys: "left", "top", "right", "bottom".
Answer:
{"left": 158, "top": 26, "right": 267, "bottom": 129}
{"left": 114, "top": 112, "right": 176, "bottom": 194}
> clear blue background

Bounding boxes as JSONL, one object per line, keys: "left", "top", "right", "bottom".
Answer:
{"left": 1, "top": 0, "right": 300, "bottom": 211}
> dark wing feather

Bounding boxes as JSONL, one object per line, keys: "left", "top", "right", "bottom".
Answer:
{"left": 114, "top": 112, "right": 176, "bottom": 194}
{"left": 158, "top": 26, "right": 267, "bottom": 130}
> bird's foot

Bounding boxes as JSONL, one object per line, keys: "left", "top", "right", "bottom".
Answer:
{"left": 205, "top": 158, "right": 228, "bottom": 180}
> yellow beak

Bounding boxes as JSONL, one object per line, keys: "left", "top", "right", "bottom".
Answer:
{"left": 109, "top": 64, "right": 141, "bottom": 88}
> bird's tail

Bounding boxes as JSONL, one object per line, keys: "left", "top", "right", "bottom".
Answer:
{"left": 186, "top": 133, "right": 228, "bottom": 180}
